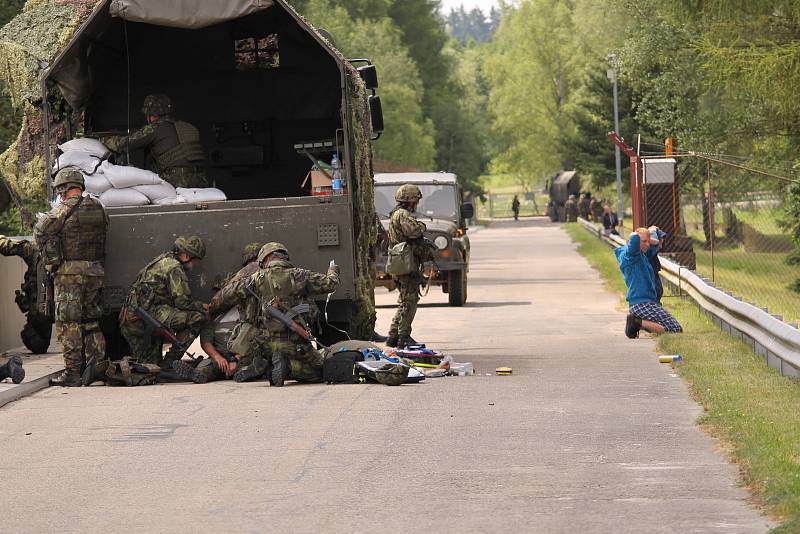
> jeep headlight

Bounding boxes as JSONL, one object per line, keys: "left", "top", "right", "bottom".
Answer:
{"left": 434, "top": 235, "right": 448, "bottom": 250}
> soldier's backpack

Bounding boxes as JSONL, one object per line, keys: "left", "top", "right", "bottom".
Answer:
{"left": 386, "top": 241, "right": 414, "bottom": 276}
{"left": 322, "top": 350, "right": 364, "bottom": 384}
{"left": 104, "top": 358, "right": 160, "bottom": 386}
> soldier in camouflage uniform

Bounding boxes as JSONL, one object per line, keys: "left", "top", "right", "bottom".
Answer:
{"left": 590, "top": 195, "right": 604, "bottom": 222}
{"left": 386, "top": 184, "right": 434, "bottom": 349}
{"left": 172, "top": 242, "right": 264, "bottom": 383}
{"left": 211, "top": 242, "right": 339, "bottom": 387}
{"left": 0, "top": 236, "right": 53, "bottom": 354}
{"left": 33, "top": 167, "right": 108, "bottom": 387}
{"left": 578, "top": 193, "right": 591, "bottom": 220}
{"left": 119, "top": 235, "right": 209, "bottom": 369}
{"left": 103, "top": 94, "right": 207, "bottom": 188}
{"left": 565, "top": 194, "right": 579, "bottom": 222}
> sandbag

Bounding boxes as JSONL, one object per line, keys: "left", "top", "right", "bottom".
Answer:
{"left": 53, "top": 151, "right": 104, "bottom": 174}
{"left": 176, "top": 187, "right": 227, "bottom": 203}
{"left": 133, "top": 181, "right": 177, "bottom": 202}
{"left": 84, "top": 174, "right": 113, "bottom": 196}
{"left": 153, "top": 195, "right": 188, "bottom": 205}
{"left": 59, "top": 138, "right": 110, "bottom": 158}
{"left": 101, "top": 161, "right": 161, "bottom": 188}
{"left": 99, "top": 188, "right": 150, "bottom": 207}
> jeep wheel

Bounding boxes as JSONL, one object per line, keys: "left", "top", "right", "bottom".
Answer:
{"left": 448, "top": 269, "right": 467, "bottom": 307}
{"left": 20, "top": 319, "right": 52, "bottom": 354}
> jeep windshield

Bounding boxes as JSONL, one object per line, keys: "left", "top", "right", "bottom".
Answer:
{"left": 375, "top": 184, "right": 457, "bottom": 221}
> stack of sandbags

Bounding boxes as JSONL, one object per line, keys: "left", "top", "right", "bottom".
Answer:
{"left": 53, "top": 138, "right": 110, "bottom": 195}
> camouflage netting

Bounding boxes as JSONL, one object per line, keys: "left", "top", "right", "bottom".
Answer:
{"left": 0, "top": 0, "right": 101, "bottom": 201}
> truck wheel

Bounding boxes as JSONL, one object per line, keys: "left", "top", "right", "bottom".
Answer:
{"left": 448, "top": 269, "right": 467, "bottom": 307}
{"left": 20, "top": 320, "right": 52, "bottom": 354}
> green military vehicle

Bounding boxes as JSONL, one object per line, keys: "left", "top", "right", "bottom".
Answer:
{"left": 33, "top": 1, "right": 384, "bottom": 352}
{"left": 373, "top": 173, "right": 474, "bottom": 307}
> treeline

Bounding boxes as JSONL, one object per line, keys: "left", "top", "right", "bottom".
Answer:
{"left": 445, "top": 6, "right": 500, "bottom": 43}
{"left": 293, "top": 0, "right": 491, "bottom": 194}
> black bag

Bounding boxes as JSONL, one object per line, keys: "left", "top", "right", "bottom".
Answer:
{"left": 323, "top": 350, "right": 364, "bottom": 384}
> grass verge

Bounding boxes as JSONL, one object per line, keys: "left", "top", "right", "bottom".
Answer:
{"left": 565, "top": 223, "right": 800, "bottom": 533}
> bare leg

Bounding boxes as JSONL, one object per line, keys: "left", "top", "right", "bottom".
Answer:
{"left": 641, "top": 320, "right": 665, "bottom": 334}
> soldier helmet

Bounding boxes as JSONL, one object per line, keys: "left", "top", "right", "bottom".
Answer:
{"left": 174, "top": 235, "right": 206, "bottom": 260}
{"left": 53, "top": 166, "right": 85, "bottom": 192}
{"left": 374, "top": 362, "right": 409, "bottom": 386}
{"left": 395, "top": 184, "right": 423, "bottom": 203}
{"left": 242, "top": 242, "right": 265, "bottom": 265}
{"left": 258, "top": 242, "right": 289, "bottom": 264}
{"left": 141, "top": 94, "right": 173, "bottom": 116}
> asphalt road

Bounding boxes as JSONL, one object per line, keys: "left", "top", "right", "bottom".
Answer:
{"left": 0, "top": 219, "right": 770, "bottom": 533}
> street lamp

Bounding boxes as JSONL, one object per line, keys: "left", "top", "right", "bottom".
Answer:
{"left": 607, "top": 53, "right": 623, "bottom": 224}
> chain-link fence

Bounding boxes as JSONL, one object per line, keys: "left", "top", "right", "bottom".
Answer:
{"left": 474, "top": 191, "right": 545, "bottom": 220}
{"left": 636, "top": 158, "right": 799, "bottom": 325}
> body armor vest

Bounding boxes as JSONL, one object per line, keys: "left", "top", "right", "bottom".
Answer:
{"left": 159, "top": 120, "right": 205, "bottom": 168}
{"left": 62, "top": 197, "right": 107, "bottom": 262}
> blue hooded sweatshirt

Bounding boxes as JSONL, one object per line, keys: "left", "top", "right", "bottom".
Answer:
{"left": 614, "top": 233, "right": 659, "bottom": 305}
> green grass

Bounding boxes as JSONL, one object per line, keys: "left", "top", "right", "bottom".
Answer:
{"left": 566, "top": 223, "right": 800, "bottom": 532}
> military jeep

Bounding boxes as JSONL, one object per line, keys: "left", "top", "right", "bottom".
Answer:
{"left": 373, "top": 173, "right": 473, "bottom": 307}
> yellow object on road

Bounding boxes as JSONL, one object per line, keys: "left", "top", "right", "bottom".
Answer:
{"left": 496, "top": 367, "right": 512, "bottom": 375}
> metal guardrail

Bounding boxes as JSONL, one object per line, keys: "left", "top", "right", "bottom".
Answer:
{"left": 577, "top": 217, "right": 800, "bottom": 378}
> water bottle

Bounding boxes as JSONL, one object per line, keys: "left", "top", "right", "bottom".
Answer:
{"left": 331, "top": 154, "right": 343, "bottom": 195}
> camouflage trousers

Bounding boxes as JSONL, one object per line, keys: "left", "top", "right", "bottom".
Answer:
{"left": 54, "top": 274, "right": 106, "bottom": 375}
{"left": 389, "top": 274, "right": 421, "bottom": 338}
{"left": 119, "top": 305, "right": 205, "bottom": 366}
{"left": 236, "top": 332, "right": 323, "bottom": 383}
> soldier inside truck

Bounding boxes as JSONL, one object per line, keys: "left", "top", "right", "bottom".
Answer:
{"left": 61, "top": 6, "right": 346, "bottom": 200}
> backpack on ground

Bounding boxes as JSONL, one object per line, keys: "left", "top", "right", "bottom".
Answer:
{"left": 322, "top": 350, "right": 364, "bottom": 384}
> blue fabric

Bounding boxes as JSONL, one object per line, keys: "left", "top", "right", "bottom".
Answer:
{"left": 614, "top": 234, "right": 659, "bottom": 305}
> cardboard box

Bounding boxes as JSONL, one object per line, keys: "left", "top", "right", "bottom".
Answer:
{"left": 306, "top": 169, "right": 332, "bottom": 196}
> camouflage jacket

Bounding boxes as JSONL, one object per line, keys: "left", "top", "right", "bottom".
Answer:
{"left": 104, "top": 116, "right": 204, "bottom": 174}
{"left": 208, "top": 261, "right": 260, "bottom": 316}
{"left": 213, "top": 259, "right": 339, "bottom": 331}
{"left": 33, "top": 195, "right": 107, "bottom": 277}
{"left": 124, "top": 252, "right": 205, "bottom": 313}
{"left": 0, "top": 236, "right": 38, "bottom": 314}
{"left": 389, "top": 207, "right": 433, "bottom": 265}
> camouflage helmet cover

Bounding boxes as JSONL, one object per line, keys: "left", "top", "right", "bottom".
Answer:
{"left": 374, "top": 362, "right": 409, "bottom": 386}
{"left": 53, "top": 166, "right": 85, "bottom": 191}
{"left": 258, "top": 242, "right": 289, "bottom": 264}
{"left": 142, "top": 94, "right": 173, "bottom": 116}
{"left": 242, "top": 242, "right": 265, "bottom": 265}
{"left": 395, "top": 184, "right": 423, "bottom": 203}
{"left": 174, "top": 235, "right": 206, "bottom": 259}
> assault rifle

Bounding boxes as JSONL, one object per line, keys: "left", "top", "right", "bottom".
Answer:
{"left": 135, "top": 306, "right": 202, "bottom": 362}
{"left": 244, "top": 286, "right": 327, "bottom": 349}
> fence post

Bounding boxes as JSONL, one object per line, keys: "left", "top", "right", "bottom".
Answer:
{"left": 707, "top": 160, "right": 716, "bottom": 283}
{"left": 489, "top": 192, "right": 494, "bottom": 219}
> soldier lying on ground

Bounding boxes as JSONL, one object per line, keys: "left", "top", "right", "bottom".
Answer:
{"left": 119, "top": 235, "right": 209, "bottom": 373}
{"left": 615, "top": 226, "right": 683, "bottom": 338}
{"left": 0, "top": 355, "right": 24, "bottom": 384}
{"left": 0, "top": 235, "right": 53, "bottom": 354}
{"left": 172, "top": 242, "right": 264, "bottom": 384}
{"left": 103, "top": 94, "right": 207, "bottom": 188}
{"left": 211, "top": 242, "right": 339, "bottom": 387}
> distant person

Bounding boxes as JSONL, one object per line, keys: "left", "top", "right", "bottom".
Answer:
{"left": 578, "top": 193, "right": 591, "bottom": 220}
{"left": 511, "top": 195, "right": 520, "bottom": 221}
{"left": 615, "top": 226, "right": 682, "bottom": 338}
{"left": 590, "top": 196, "right": 604, "bottom": 221}
{"left": 103, "top": 94, "right": 207, "bottom": 188}
{"left": 602, "top": 204, "right": 619, "bottom": 236}
{"left": 564, "top": 194, "right": 578, "bottom": 222}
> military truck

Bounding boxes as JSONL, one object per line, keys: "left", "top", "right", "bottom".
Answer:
{"left": 373, "top": 173, "right": 474, "bottom": 307}
{"left": 35, "top": 1, "right": 384, "bottom": 353}
{"left": 546, "top": 170, "right": 581, "bottom": 222}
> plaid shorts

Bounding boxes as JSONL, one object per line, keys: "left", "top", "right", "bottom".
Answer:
{"left": 629, "top": 302, "right": 683, "bottom": 333}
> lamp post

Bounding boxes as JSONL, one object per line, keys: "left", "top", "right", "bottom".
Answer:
{"left": 607, "top": 53, "right": 623, "bottom": 224}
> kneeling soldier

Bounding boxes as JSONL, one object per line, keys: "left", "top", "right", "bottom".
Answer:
{"left": 216, "top": 242, "right": 339, "bottom": 387}
{"left": 119, "top": 235, "right": 209, "bottom": 369}
{"left": 33, "top": 167, "right": 109, "bottom": 386}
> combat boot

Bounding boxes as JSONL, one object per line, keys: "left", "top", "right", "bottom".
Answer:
{"left": 172, "top": 359, "right": 208, "bottom": 384}
{"left": 0, "top": 355, "right": 25, "bottom": 384}
{"left": 233, "top": 355, "right": 267, "bottom": 383}
{"left": 370, "top": 331, "right": 388, "bottom": 343}
{"left": 396, "top": 336, "right": 417, "bottom": 349}
{"left": 269, "top": 354, "right": 289, "bottom": 387}
{"left": 625, "top": 314, "right": 642, "bottom": 339}
{"left": 50, "top": 370, "right": 81, "bottom": 387}
{"left": 385, "top": 334, "right": 399, "bottom": 348}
